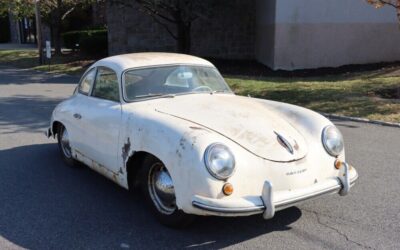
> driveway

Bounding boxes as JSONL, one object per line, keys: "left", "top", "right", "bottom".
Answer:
{"left": 0, "top": 66, "right": 399, "bottom": 250}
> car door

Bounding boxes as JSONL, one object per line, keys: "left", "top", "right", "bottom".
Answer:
{"left": 67, "top": 67, "right": 97, "bottom": 154}
{"left": 74, "top": 66, "right": 122, "bottom": 174}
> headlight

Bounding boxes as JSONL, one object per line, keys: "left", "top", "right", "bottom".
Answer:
{"left": 322, "top": 125, "right": 344, "bottom": 157}
{"left": 204, "top": 143, "right": 236, "bottom": 180}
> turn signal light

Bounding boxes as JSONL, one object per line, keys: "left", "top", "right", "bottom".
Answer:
{"left": 222, "top": 183, "right": 234, "bottom": 196}
{"left": 335, "top": 160, "right": 343, "bottom": 170}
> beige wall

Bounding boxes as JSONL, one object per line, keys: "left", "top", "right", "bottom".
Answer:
{"left": 256, "top": 0, "right": 400, "bottom": 70}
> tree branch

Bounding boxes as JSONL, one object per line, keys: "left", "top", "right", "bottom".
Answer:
{"left": 138, "top": 3, "right": 177, "bottom": 23}
{"left": 61, "top": 7, "right": 75, "bottom": 20}
{"left": 148, "top": 14, "right": 178, "bottom": 40}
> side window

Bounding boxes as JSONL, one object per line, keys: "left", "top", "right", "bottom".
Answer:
{"left": 79, "top": 68, "right": 96, "bottom": 95}
{"left": 92, "top": 67, "right": 120, "bottom": 102}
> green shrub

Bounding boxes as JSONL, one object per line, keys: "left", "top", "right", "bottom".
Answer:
{"left": 62, "top": 31, "right": 81, "bottom": 49}
{"left": 62, "top": 29, "right": 108, "bottom": 57}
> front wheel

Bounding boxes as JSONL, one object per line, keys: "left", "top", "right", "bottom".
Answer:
{"left": 57, "top": 124, "right": 78, "bottom": 167}
{"left": 139, "top": 155, "right": 195, "bottom": 228}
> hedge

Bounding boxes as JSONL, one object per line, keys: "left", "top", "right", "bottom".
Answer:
{"left": 62, "top": 29, "right": 107, "bottom": 57}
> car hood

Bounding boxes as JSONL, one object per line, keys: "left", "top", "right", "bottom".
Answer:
{"left": 155, "top": 94, "right": 308, "bottom": 162}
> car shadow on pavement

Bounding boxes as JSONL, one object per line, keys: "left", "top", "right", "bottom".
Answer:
{"left": 0, "top": 143, "right": 302, "bottom": 249}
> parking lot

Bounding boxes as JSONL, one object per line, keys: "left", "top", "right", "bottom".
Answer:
{"left": 0, "top": 66, "right": 399, "bottom": 250}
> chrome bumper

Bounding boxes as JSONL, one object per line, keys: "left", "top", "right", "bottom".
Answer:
{"left": 192, "top": 164, "right": 358, "bottom": 219}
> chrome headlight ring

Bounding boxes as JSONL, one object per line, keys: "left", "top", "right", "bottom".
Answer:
{"left": 204, "top": 143, "right": 236, "bottom": 180}
{"left": 322, "top": 125, "right": 344, "bottom": 157}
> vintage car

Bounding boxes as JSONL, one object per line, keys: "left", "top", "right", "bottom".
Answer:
{"left": 46, "top": 53, "right": 358, "bottom": 227}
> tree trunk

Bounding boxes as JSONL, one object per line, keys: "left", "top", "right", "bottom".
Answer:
{"left": 176, "top": 21, "right": 191, "bottom": 54}
{"left": 51, "top": 0, "right": 62, "bottom": 56}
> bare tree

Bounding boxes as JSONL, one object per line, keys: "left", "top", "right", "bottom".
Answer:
{"left": 112, "top": 0, "right": 219, "bottom": 54}
{"left": 366, "top": 0, "right": 400, "bottom": 22}
{"left": 39, "top": 0, "right": 102, "bottom": 55}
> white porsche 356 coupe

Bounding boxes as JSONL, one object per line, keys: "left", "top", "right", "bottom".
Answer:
{"left": 46, "top": 53, "right": 358, "bottom": 227}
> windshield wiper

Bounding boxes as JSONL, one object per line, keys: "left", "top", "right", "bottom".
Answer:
{"left": 135, "top": 93, "right": 175, "bottom": 99}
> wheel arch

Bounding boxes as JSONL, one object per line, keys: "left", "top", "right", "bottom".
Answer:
{"left": 52, "top": 120, "right": 63, "bottom": 137}
{"left": 126, "top": 151, "right": 161, "bottom": 190}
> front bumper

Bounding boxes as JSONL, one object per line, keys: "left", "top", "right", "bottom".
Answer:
{"left": 192, "top": 163, "right": 358, "bottom": 218}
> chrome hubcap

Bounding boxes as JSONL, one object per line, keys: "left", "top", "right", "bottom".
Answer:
{"left": 60, "top": 128, "right": 72, "bottom": 159}
{"left": 148, "top": 163, "right": 176, "bottom": 215}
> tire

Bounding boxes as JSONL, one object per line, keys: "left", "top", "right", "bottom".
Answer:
{"left": 57, "top": 124, "right": 78, "bottom": 167}
{"left": 139, "top": 155, "right": 195, "bottom": 228}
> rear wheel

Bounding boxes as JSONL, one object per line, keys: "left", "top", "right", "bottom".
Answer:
{"left": 57, "top": 124, "right": 78, "bottom": 167}
{"left": 139, "top": 155, "right": 195, "bottom": 228}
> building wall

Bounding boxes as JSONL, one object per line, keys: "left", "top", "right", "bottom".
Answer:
{"left": 256, "top": 0, "right": 400, "bottom": 70}
{"left": 106, "top": 0, "right": 255, "bottom": 59}
{"left": 255, "top": 0, "right": 276, "bottom": 67}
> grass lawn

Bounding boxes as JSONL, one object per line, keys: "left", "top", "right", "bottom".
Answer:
{"left": 0, "top": 49, "right": 93, "bottom": 76}
{"left": 0, "top": 49, "right": 399, "bottom": 123}
{"left": 226, "top": 73, "right": 400, "bottom": 123}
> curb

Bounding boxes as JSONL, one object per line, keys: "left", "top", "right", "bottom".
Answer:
{"left": 320, "top": 113, "right": 400, "bottom": 128}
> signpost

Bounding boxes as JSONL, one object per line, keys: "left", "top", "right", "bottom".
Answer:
{"left": 46, "top": 41, "right": 51, "bottom": 71}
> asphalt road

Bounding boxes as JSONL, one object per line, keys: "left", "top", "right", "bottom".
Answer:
{"left": 0, "top": 66, "right": 399, "bottom": 250}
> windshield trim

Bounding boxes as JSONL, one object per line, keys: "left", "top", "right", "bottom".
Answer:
{"left": 129, "top": 91, "right": 234, "bottom": 102}
{"left": 121, "top": 64, "right": 233, "bottom": 103}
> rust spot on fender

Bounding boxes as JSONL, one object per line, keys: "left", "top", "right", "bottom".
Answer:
{"left": 176, "top": 149, "right": 182, "bottom": 159}
{"left": 122, "top": 137, "right": 131, "bottom": 163}
{"left": 179, "top": 137, "right": 186, "bottom": 150}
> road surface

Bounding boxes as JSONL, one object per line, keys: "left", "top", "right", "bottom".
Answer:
{"left": 0, "top": 66, "right": 399, "bottom": 249}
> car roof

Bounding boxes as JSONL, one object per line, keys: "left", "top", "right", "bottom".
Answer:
{"left": 93, "top": 52, "right": 215, "bottom": 74}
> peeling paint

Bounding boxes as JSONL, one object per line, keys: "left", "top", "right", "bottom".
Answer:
{"left": 75, "top": 148, "right": 126, "bottom": 187}
{"left": 155, "top": 96, "right": 309, "bottom": 162}
{"left": 191, "top": 135, "right": 198, "bottom": 149}
{"left": 175, "top": 149, "right": 182, "bottom": 159}
{"left": 122, "top": 137, "right": 131, "bottom": 163}
{"left": 179, "top": 137, "right": 186, "bottom": 150}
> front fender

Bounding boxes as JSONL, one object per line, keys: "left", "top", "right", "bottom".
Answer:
{"left": 121, "top": 108, "right": 230, "bottom": 212}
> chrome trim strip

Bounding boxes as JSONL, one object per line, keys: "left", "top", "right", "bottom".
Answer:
{"left": 192, "top": 201, "right": 264, "bottom": 214}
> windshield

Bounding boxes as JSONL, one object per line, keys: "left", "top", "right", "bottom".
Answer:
{"left": 123, "top": 65, "right": 232, "bottom": 101}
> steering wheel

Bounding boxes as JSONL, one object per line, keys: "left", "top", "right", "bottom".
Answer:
{"left": 192, "top": 86, "right": 213, "bottom": 92}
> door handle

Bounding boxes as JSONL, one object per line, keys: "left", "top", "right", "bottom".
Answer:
{"left": 73, "top": 113, "right": 82, "bottom": 119}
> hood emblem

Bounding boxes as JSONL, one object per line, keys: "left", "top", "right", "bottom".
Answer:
{"left": 275, "top": 131, "right": 294, "bottom": 154}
